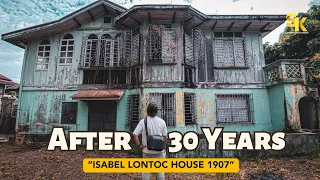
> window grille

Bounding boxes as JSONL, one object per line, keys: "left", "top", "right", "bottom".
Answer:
{"left": 59, "top": 34, "right": 74, "bottom": 64}
{"left": 81, "top": 30, "right": 139, "bottom": 68}
{"left": 266, "top": 66, "right": 280, "bottom": 82}
{"left": 36, "top": 40, "right": 50, "bottom": 70}
{"left": 285, "top": 64, "right": 302, "bottom": 79}
{"left": 83, "top": 34, "right": 121, "bottom": 68}
{"left": 216, "top": 94, "right": 253, "bottom": 123}
{"left": 127, "top": 94, "right": 140, "bottom": 130}
{"left": 85, "top": 34, "right": 99, "bottom": 67}
{"left": 184, "top": 93, "right": 197, "bottom": 125}
{"left": 148, "top": 24, "right": 176, "bottom": 63}
{"left": 61, "top": 102, "right": 78, "bottom": 124}
{"left": 149, "top": 93, "right": 175, "bottom": 126}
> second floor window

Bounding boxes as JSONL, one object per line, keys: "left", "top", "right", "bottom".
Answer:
{"left": 84, "top": 34, "right": 120, "bottom": 68}
{"left": 148, "top": 24, "right": 177, "bottom": 64}
{"left": 213, "top": 32, "right": 246, "bottom": 68}
{"left": 60, "top": 34, "right": 74, "bottom": 64}
{"left": 36, "top": 40, "right": 50, "bottom": 70}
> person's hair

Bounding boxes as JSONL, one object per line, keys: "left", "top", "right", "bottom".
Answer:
{"left": 147, "top": 102, "right": 158, "bottom": 117}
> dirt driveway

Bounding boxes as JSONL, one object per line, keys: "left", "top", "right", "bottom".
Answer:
{"left": 0, "top": 143, "right": 319, "bottom": 180}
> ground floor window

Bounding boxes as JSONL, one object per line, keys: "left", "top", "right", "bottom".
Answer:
{"left": 127, "top": 94, "right": 140, "bottom": 130}
{"left": 216, "top": 94, "right": 253, "bottom": 123}
{"left": 61, "top": 102, "right": 78, "bottom": 124}
{"left": 184, "top": 93, "right": 197, "bottom": 125}
{"left": 149, "top": 93, "right": 175, "bottom": 126}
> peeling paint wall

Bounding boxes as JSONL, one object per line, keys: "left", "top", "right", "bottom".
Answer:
{"left": 284, "top": 84, "right": 307, "bottom": 131}
{"left": 203, "top": 31, "right": 265, "bottom": 84}
{"left": 268, "top": 84, "right": 286, "bottom": 131}
{"left": 17, "top": 91, "right": 87, "bottom": 134}
{"left": 138, "top": 88, "right": 272, "bottom": 133}
{"left": 16, "top": 9, "right": 280, "bottom": 137}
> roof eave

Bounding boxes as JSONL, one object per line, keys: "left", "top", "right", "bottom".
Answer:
{"left": 1, "top": 0, "right": 127, "bottom": 46}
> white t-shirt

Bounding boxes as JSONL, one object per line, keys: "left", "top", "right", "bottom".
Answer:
{"left": 133, "top": 116, "right": 167, "bottom": 154}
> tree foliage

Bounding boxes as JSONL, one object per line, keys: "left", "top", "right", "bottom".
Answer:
{"left": 263, "top": 5, "right": 320, "bottom": 82}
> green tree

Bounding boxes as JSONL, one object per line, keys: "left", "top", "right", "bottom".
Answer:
{"left": 264, "top": 5, "right": 320, "bottom": 82}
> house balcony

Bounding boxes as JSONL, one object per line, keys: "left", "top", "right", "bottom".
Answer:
{"left": 263, "top": 59, "right": 307, "bottom": 86}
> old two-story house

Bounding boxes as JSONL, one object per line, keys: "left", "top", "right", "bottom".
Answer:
{"left": 2, "top": 0, "right": 313, "bottom": 142}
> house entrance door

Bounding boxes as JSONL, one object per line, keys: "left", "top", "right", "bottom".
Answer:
{"left": 88, "top": 101, "right": 117, "bottom": 131}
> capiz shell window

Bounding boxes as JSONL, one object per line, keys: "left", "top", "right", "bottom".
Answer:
{"left": 216, "top": 94, "right": 253, "bottom": 123}
{"left": 36, "top": 40, "right": 50, "bottom": 70}
{"left": 61, "top": 102, "right": 78, "bottom": 124}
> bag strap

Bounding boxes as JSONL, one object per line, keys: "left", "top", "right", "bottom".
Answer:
{"left": 144, "top": 117, "right": 148, "bottom": 136}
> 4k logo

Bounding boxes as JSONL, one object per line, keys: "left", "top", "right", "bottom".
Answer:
{"left": 286, "top": 13, "right": 307, "bottom": 32}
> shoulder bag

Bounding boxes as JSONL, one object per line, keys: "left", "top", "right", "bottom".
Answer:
{"left": 144, "top": 117, "right": 165, "bottom": 151}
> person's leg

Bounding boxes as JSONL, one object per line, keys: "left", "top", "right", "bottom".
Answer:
{"left": 142, "top": 153, "right": 151, "bottom": 180}
{"left": 155, "top": 151, "right": 166, "bottom": 180}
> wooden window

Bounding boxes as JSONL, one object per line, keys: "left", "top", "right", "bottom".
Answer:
{"left": 61, "top": 102, "right": 77, "bottom": 124}
{"left": 148, "top": 24, "right": 176, "bottom": 63}
{"left": 60, "top": 34, "right": 74, "bottom": 64}
{"left": 184, "top": 32, "right": 193, "bottom": 65}
{"left": 149, "top": 93, "right": 175, "bottom": 126}
{"left": 216, "top": 94, "right": 253, "bottom": 123}
{"left": 127, "top": 94, "right": 140, "bottom": 131}
{"left": 184, "top": 93, "right": 197, "bottom": 125}
{"left": 84, "top": 34, "right": 121, "bottom": 67}
{"left": 213, "top": 32, "right": 246, "bottom": 68}
{"left": 85, "top": 34, "right": 99, "bottom": 67}
{"left": 36, "top": 40, "right": 50, "bottom": 70}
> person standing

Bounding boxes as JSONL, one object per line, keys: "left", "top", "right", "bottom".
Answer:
{"left": 132, "top": 102, "right": 167, "bottom": 180}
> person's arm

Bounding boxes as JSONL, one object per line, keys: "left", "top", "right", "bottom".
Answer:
{"left": 163, "top": 136, "right": 167, "bottom": 149}
{"left": 132, "top": 134, "right": 145, "bottom": 150}
{"left": 132, "top": 121, "right": 145, "bottom": 150}
{"left": 162, "top": 123, "right": 168, "bottom": 149}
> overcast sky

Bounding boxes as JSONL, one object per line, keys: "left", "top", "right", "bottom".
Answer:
{"left": 0, "top": 0, "right": 316, "bottom": 82}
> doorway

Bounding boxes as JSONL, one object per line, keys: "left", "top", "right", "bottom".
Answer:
{"left": 88, "top": 101, "right": 117, "bottom": 131}
{"left": 299, "top": 96, "right": 319, "bottom": 129}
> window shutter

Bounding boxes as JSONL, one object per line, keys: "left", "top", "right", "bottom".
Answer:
{"left": 233, "top": 38, "right": 246, "bottom": 67}
{"left": 131, "top": 32, "right": 140, "bottom": 65}
{"left": 123, "top": 29, "right": 132, "bottom": 66}
{"left": 162, "top": 25, "right": 176, "bottom": 63}
{"left": 213, "top": 39, "right": 235, "bottom": 67}
{"left": 184, "top": 32, "right": 194, "bottom": 65}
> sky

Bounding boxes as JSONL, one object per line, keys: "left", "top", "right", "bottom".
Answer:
{"left": 0, "top": 0, "right": 317, "bottom": 82}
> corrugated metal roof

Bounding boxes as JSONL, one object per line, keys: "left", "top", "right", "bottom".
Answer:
{"left": 71, "top": 89, "right": 125, "bottom": 100}
{"left": 0, "top": 74, "right": 12, "bottom": 81}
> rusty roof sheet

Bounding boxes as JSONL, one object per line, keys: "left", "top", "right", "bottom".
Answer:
{"left": 0, "top": 74, "right": 12, "bottom": 81}
{"left": 71, "top": 89, "right": 125, "bottom": 100}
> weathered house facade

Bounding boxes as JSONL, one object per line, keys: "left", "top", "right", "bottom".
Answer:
{"left": 2, "top": 0, "right": 314, "bottom": 141}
